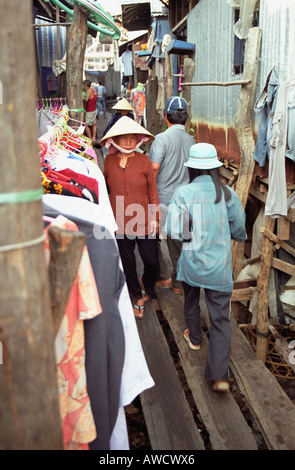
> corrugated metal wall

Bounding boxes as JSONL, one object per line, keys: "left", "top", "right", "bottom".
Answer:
{"left": 35, "top": 18, "right": 67, "bottom": 68}
{"left": 186, "top": 0, "right": 295, "bottom": 162}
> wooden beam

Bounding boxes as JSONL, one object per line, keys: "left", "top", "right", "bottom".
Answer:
{"left": 256, "top": 216, "right": 276, "bottom": 363}
{"left": 182, "top": 80, "right": 251, "bottom": 87}
{"left": 230, "top": 318, "right": 295, "bottom": 450}
{"left": 271, "top": 258, "right": 295, "bottom": 277}
{"left": 48, "top": 226, "right": 86, "bottom": 337}
{"left": 231, "top": 27, "right": 262, "bottom": 280}
{"left": 231, "top": 287, "right": 257, "bottom": 302}
{"left": 182, "top": 58, "right": 196, "bottom": 135}
{"left": 261, "top": 227, "right": 295, "bottom": 258}
{"left": 66, "top": 3, "right": 88, "bottom": 123}
{"left": 33, "top": 22, "right": 72, "bottom": 27}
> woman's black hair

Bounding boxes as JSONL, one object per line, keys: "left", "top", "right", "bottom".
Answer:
{"left": 188, "top": 167, "right": 231, "bottom": 203}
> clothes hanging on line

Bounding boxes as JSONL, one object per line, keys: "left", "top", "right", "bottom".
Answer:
{"left": 41, "top": 167, "right": 99, "bottom": 204}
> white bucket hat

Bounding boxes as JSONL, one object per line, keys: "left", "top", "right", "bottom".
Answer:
{"left": 99, "top": 116, "right": 154, "bottom": 153}
{"left": 184, "top": 143, "right": 223, "bottom": 170}
{"left": 112, "top": 98, "right": 134, "bottom": 111}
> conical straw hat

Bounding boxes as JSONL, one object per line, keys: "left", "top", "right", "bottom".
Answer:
{"left": 112, "top": 98, "right": 134, "bottom": 111}
{"left": 99, "top": 116, "right": 154, "bottom": 149}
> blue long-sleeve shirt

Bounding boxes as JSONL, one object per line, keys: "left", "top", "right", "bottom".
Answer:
{"left": 165, "top": 175, "right": 247, "bottom": 292}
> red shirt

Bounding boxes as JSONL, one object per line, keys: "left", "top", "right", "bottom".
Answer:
{"left": 104, "top": 151, "right": 160, "bottom": 236}
{"left": 86, "top": 91, "right": 97, "bottom": 112}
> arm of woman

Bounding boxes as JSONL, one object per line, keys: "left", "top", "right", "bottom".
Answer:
{"left": 227, "top": 189, "right": 247, "bottom": 242}
{"left": 146, "top": 157, "right": 160, "bottom": 234}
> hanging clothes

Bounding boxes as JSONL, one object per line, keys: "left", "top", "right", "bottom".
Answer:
{"left": 265, "top": 78, "right": 295, "bottom": 217}
{"left": 130, "top": 86, "right": 146, "bottom": 123}
{"left": 253, "top": 68, "right": 280, "bottom": 167}
{"left": 43, "top": 195, "right": 155, "bottom": 449}
{"left": 121, "top": 48, "right": 133, "bottom": 77}
{"left": 40, "top": 108, "right": 155, "bottom": 449}
{"left": 44, "top": 216, "right": 102, "bottom": 450}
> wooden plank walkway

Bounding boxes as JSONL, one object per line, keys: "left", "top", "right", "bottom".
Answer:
{"left": 154, "top": 287, "right": 257, "bottom": 450}
{"left": 136, "top": 300, "right": 205, "bottom": 450}
{"left": 136, "top": 286, "right": 295, "bottom": 450}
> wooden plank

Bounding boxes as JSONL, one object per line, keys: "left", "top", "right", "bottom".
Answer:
{"left": 261, "top": 227, "right": 295, "bottom": 257}
{"left": 231, "top": 287, "right": 256, "bottom": 302}
{"left": 230, "top": 319, "right": 295, "bottom": 450}
{"left": 271, "top": 258, "right": 295, "bottom": 277}
{"left": 136, "top": 301, "right": 205, "bottom": 450}
{"left": 277, "top": 216, "right": 290, "bottom": 241}
{"left": 155, "top": 287, "right": 258, "bottom": 450}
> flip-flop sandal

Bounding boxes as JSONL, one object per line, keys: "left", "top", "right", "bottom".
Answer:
{"left": 133, "top": 303, "right": 145, "bottom": 320}
{"left": 139, "top": 276, "right": 150, "bottom": 301}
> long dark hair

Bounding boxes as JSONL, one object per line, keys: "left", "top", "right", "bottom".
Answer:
{"left": 188, "top": 168, "right": 231, "bottom": 203}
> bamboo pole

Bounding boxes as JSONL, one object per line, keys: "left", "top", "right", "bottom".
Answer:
{"left": 0, "top": 0, "right": 63, "bottom": 449}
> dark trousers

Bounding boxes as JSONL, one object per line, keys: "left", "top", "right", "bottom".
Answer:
{"left": 117, "top": 235, "right": 159, "bottom": 303}
{"left": 183, "top": 282, "right": 231, "bottom": 382}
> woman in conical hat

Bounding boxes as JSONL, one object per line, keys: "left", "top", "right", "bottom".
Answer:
{"left": 102, "top": 116, "right": 159, "bottom": 320}
{"left": 112, "top": 98, "right": 134, "bottom": 111}
{"left": 102, "top": 98, "right": 135, "bottom": 141}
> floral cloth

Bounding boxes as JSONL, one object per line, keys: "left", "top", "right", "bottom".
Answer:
{"left": 44, "top": 216, "right": 102, "bottom": 450}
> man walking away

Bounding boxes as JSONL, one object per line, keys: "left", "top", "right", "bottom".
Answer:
{"left": 149, "top": 96, "right": 195, "bottom": 294}
{"left": 97, "top": 81, "right": 107, "bottom": 119}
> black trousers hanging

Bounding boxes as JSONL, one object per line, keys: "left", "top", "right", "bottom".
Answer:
{"left": 116, "top": 235, "right": 159, "bottom": 303}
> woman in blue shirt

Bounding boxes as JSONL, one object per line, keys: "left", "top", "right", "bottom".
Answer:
{"left": 165, "top": 143, "right": 247, "bottom": 392}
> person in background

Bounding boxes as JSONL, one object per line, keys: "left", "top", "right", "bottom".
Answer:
{"left": 83, "top": 79, "right": 98, "bottom": 143}
{"left": 165, "top": 143, "right": 247, "bottom": 393}
{"left": 149, "top": 96, "right": 195, "bottom": 294}
{"left": 103, "top": 98, "right": 135, "bottom": 137}
{"left": 100, "top": 116, "right": 160, "bottom": 320}
{"left": 96, "top": 81, "right": 107, "bottom": 119}
{"left": 101, "top": 98, "right": 135, "bottom": 160}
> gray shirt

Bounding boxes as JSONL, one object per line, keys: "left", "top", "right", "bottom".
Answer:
{"left": 149, "top": 124, "right": 195, "bottom": 206}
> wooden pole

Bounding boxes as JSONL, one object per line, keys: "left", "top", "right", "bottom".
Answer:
{"left": 66, "top": 3, "right": 88, "bottom": 122}
{"left": 231, "top": 27, "right": 262, "bottom": 279}
{"left": 182, "top": 79, "right": 251, "bottom": 87}
{"left": 182, "top": 58, "right": 195, "bottom": 135}
{"left": 0, "top": 0, "right": 63, "bottom": 449}
{"left": 256, "top": 216, "right": 276, "bottom": 363}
